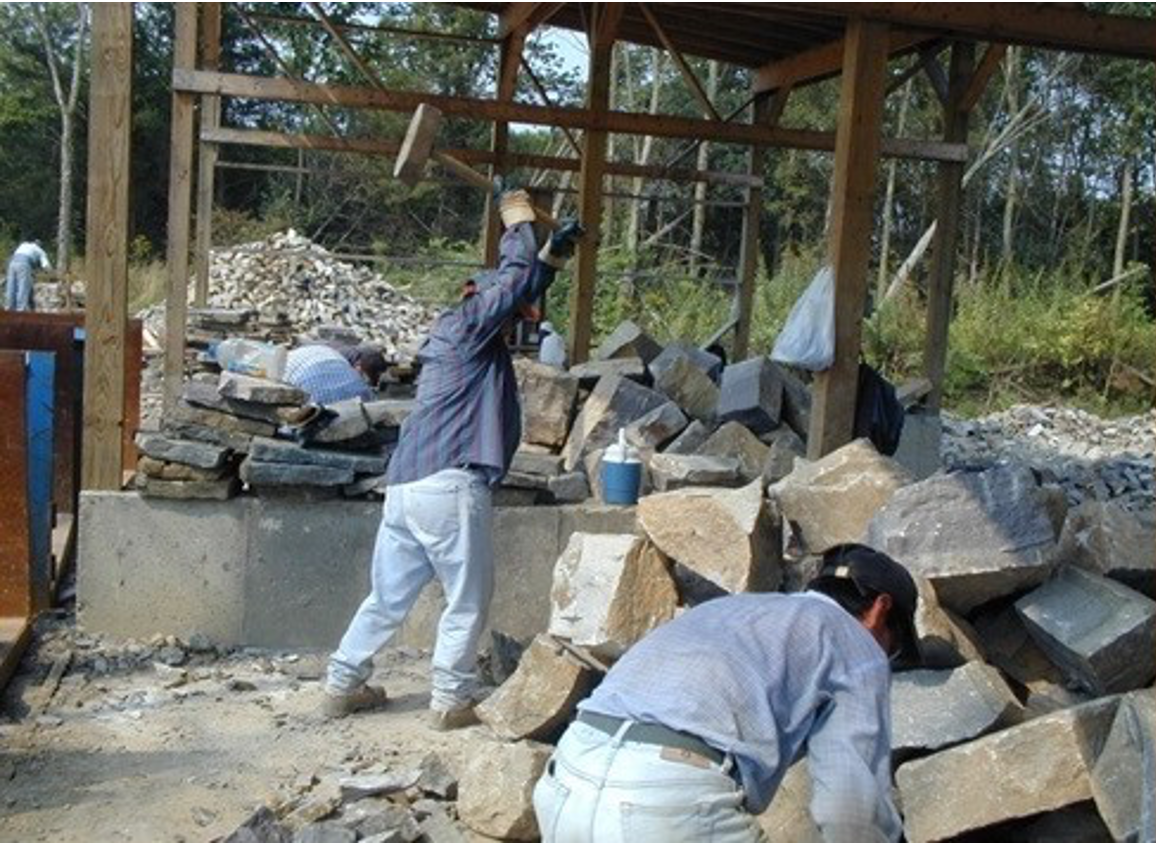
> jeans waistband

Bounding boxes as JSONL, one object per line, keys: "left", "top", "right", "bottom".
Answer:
{"left": 577, "top": 710, "right": 726, "bottom": 767}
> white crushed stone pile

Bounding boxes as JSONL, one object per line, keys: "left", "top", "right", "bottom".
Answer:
{"left": 942, "top": 405, "right": 1154, "bottom": 513}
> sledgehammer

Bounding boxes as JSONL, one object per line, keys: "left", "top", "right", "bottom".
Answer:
{"left": 393, "top": 103, "right": 559, "bottom": 229}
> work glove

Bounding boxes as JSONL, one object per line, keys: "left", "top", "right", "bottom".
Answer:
{"left": 538, "top": 219, "right": 586, "bottom": 269}
{"left": 498, "top": 188, "right": 536, "bottom": 228}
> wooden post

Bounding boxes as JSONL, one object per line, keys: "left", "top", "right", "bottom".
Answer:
{"left": 82, "top": 4, "right": 133, "bottom": 490}
{"left": 482, "top": 29, "right": 526, "bottom": 266}
{"left": 924, "top": 42, "right": 974, "bottom": 411}
{"left": 193, "top": 2, "right": 221, "bottom": 307}
{"left": 568, "top": 4, "right": 622, "bottom": 365}
{"left": 807, "top": 19, "right": 889, "bottom": 460}
{"left": 163, "top": 3, "right": 198, "bottom": 413}
{"left": 733, "top": 93, "right": 770, "bottom": 360}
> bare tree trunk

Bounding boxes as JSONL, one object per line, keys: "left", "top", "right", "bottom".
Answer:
{"left": 876, "top": 78, "right": 913, "bottom": 299}
{"left": 627, "top": 49, "right": 664, "bottom": 254}
{"left": 1000, "top": 47, "right": 1020, "bottom": 263}
{"left": 689, "top": 60, "right": 719, "bottom": 275}
{"left": 1112, "top": 157, "right": 1134, "bottom": 279}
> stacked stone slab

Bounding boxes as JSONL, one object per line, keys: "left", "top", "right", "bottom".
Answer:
{"left": 134, "top": 431, "right": 240, "bottom": 500}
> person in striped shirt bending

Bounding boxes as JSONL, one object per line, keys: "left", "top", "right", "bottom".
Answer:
{"left": 322, "top": 189, "right": 584, "bottom": 730}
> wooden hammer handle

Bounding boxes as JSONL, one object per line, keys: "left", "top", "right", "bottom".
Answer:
{"left": 431, "top": 150, "right": 559, "bottom": 229}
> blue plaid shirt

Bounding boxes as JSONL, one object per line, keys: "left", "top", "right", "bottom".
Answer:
{"left": 580, "top": 592, "right": 901, "bottom": 840}
{"left": 284, "top": 344, "right": 373, "bottom": 406}
{"left": 386, "top": 223, "right": 556, "bottom": 487}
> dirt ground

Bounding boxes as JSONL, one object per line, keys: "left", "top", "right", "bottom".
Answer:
{"left": 0, "top": 609, "right": 491, "bottom": 842}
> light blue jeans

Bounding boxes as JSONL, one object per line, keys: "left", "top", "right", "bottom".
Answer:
{"left": 5, "top": 258, "right": 34, "bottom": 311}
{"left": 326, "top": 468, "right": 494, "bottom": 711}
{"left": 534, "top": 720, "right": 768, "bottom": 843}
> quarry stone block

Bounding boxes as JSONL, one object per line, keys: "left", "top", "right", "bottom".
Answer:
{"left": 476, "top": 634, "right": 596, "bottom": 741}
{"left": 510, "top": 450, "right": 564, "bottom": 478}
{"left": 1059, "top": 500, "right": 1156, "bottom": 597}
{"left": 778, "top": 364, "right": 811, "bottom": 440}
{"left": 648, "top": 453, "right": 741, "bottom": 492}
{"left": 240, "top": 458, "right": 354, "bottom": 487}
{"left": 547, "top": 471, "right": 589, "bottom": 503}
{"left": 1015, "top": 565, "right": 1156, "bottom": 695}
{"left": 773, "top": 438, "right": 912, "bottom": 554}
{"left": 624, "top": 401, "right": 688, "bottom": 451}
{"left": 638, "top": 481, "right": 781, "bottom": 593}
{"left": 562, "top": 374, "right": 667, "bottom": 471}
{"left": 249, "top": 436, "right": 386, "bottom": 475}
{"left": 218, "top": 371, "right": 306, "bottom": 405}
{"left": 654, "top": 354, "right": 719, "bottom": 421}
{"left": 136, "top": 431, "right": 230, "bottom": 470}
{"left": 458, "top": 739, "right": 552, "bottom": 841}
{"left": 891, "top": 662, "right": 1022, "bottom": 759}
{"left": 568, "top": 357, "right": 647, "bottom": 388}
{"left": 548, "top": 533, "right": 678, "bottom": 657}
{"left": 663, "top": 418, "right": 711, "bottom": 455}
{"left": 648, "top": 341, "right": 723, "bottom": 384}
{"left": 866, "top": 464, "right": 1058, "bottom": 613}
{"left": 593, "top": 320, "right": 662, "bottom": 365}
{"left": 696, "top": 421, "right": 770, "bottom": 483}
{"left": 896, "top": 696, "right": 1121, "bottom": 843}
{"left": 716, "top": 357, "right": 782, "bottom": 434}
{"left": 760, "top": 427, "right": 806, "bottom": 486}
{"left": 514, "top": 358, "right": 579, "bottom": 449}
{"left": 914, "top": 577, "right": 986, "bottom": 669}
{"left": 1090, "top": 690, "right": 1156, "bottom": 843}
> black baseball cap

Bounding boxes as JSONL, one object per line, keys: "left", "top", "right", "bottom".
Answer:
{"left": 816, "top": 543, "right": 920, "bottom": 667}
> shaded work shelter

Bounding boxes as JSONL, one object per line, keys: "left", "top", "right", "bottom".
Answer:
{"left": 81, "top": 3, "right": 1156, "bottom": 491}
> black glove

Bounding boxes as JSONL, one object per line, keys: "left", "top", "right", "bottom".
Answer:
{"left": 548, "top": 220, "right": 586, "bottom": 260}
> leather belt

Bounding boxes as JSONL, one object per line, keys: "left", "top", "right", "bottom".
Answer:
{"left": 577, "top": 710, "right": 726, "bottom": 767}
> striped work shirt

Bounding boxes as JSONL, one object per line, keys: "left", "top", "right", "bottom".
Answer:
{"left": 580, "top": 592, "right": 902, "bottom": 840}
{"left": 284, "top": 344, "right": 373, "bottom": 406}
{"left": 386, "top": 222, "right": 556, "bottom": 487}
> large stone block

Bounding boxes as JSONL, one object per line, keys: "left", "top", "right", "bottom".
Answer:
{"left": 1059, "top": 501, "right": 1156, "bottom": 598}
{"left": 548, "top": 533, "right": 678, "bottom": 657}
{"left": 638, "top": 481, "right": 781, "bottom": 593}
{"left": 514, "top": 358, "right": 579, "bottom": 449}
{"left": 648, "top": 341, "right": 723, "bottom": 384}
{"left": 510, "top": 450, "right": 564, "bottom": 478}
{"left": 891, "top": 662, "right": 1022, "bottom": 760}
{"left": 136, "top": 431, "right": 230, "bottom": 470}
{"left": 696, "top": 422, "right": 770, "bottom": 483}
{"left": 624, "top": 401, "right": 688, "bottom": 452}
{"left": 240, "top": 458, "right": 354, "bottom": 487}
{"left": 716, "top": 358, "right": 782, "bottom": 434}
{"left": 1090, "top": 690, "right": 1156, "bottom": 843}
{"left": 457, "top": 739, "right": 552, "bottom": 841}
{"left": 547, "top": 472, "right": 589, "bottom": 503}
{"left": 757, "top": 760, "right": 821, "bottom": 843}
{"left": 648, "top": 453, "right": 741, "bottom": 492}
{"left": 476, "top": 634, "right": 596, "bottom": 741}
{"left": 654, "top": 354, "right": 719, "bottom": 422}
{"left": 568, "top": 357, "right": 647, "bottom": 388}
{"left": 1015, "top": 565, "right": 1156, "bottom": 695}
{"left": 914, "top": 578, "right": 986, "bottom": 669}
{"left": 777, "top": 364, "right": 811, "bottom": 440}
{"left": 663, "top": 419, "right": 711, "bottom": 455}
{"left": 865, "top": 465, "right": 1057, "bottom": 613}
{"left": 773, "top": 438, "right": 912, "bottom": 555}
{"left": 896, "top": 696, "right": 1122, "bottom": 843}
{"left": 562, "top": 374, "right": 668, "bottom": 471}
{"left": 593, "top": 320, "right": 662, "bottom": 365}
{"left": 760, "top": 427, "right": 805, "bottom": 486}
{"left": 218, "top": 370, "right": 306, "bottom": 405}
{"left": 249, "top": 436, "right": 386, "bottom": 475}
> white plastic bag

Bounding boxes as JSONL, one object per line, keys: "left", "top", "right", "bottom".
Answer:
{"left": 771, "top": 265, "right": 835, "bottom": 371}
{"left": 215, "top": 338, "right": 288, "bottom": 381}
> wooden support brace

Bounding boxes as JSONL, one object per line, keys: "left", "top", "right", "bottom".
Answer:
{"left": 639, "top": 4, "right": 722, "bottom": 121}
{"left": 193, "top": 2, "right": 222, "bottom": 307}
{"left": 484, "top": 28, "right": 528, "bottom": 266}
{"left": 807, "top": 19, "right": 890, "bottom": 460}
{"left": 960, "top": 43, "right": 1008, "bottom": 113}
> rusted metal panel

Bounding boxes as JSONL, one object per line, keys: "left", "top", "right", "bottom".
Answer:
{"left": 0, "top": 351, "right": 32, "bottom": 617}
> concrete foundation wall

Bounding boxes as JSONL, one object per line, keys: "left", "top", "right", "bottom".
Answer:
{"left": 78, "top": 492, "right": 636, "bottom": 650}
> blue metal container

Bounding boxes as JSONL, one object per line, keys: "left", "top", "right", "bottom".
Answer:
{"left": 601, "top": 458, "right": 642, "bottom": 505}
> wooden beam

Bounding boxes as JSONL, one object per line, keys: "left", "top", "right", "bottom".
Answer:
{"left": 638, "top": 4, "right": 722, "bottom": 121}
{"left": 248, "top": 11, "right": 499, "bottom": 47}
{"left": 193, "top": 2, "right": 221, "bottom": 307}
{"left": 923, "top": 52, "right": 950, "bottom": 106}
{"left": 163, "top": 4, "right": 197, "bottom": 414}
{"left": 484, "top": 29, "right": 528, "bottom": 266}
{"left": 82, "top": 4, "right": 132, "bottom": 490}
{"left": 824, "top": 3, "right": 1156, "bottom": 61}
{"left": 306, "top": 2, "right": 387, "bottom": 90}
{"left": 755, "top": 28, "right": 930, "bottom": 94}
{"left": 766, "top": 84, "right": 792, "bottom": 127}
{"left": 733, "top": 94, "right": 770, "bottom": 360}
{"left": 886, "top": 41, "right": 948, "bottom": 94}
{"left": 924, "top": 42, "right": 974, "bottom": 411}
{"left": 960, "top": 42, "right": 1007, "bottom": 112}
{"left": 174, "top": 69, "right": 970, "bottom": 163}
{"left": 569, "top": 4, "right": 622, "bottom": 365}
{"left": 520, "top": 56, "right": 582, "bottom": 155}
{"left": 201, "top": 126, "right": 764, "bottom": 186}
{"left": 499, "top": 3, "right": 542, "bottom": 38}
{"left": 807, "top": 18, "right": 890, "bottom": 460}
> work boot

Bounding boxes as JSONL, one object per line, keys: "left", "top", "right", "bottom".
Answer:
{"left": 321, "top": 684, "right": 388, "bottom": 719}
{"left": 429, "top": 703, "right": 480, "bottom": 731}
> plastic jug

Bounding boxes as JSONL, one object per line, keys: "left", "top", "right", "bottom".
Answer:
{"left": 601, "top": 428, "right": 642, "bottom": 505}
{"left": 214, "top": 338, "right": 288, "bottom": 381}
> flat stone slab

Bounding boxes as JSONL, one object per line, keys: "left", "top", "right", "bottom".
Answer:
{"left": 865, "top": 464, "right": 1057, "bottom": 613}
{"left": 510, "top": 450, "right": 564, "bottom": 478}
{"left": 183, "top": 380, "right": 306, "bottom": 426}
{"left": 249, "top": 436, "right": 386, "bottom": 475}
{"left": 136, "top": 476, "right": 239, "bottom": 501}
{"left": 1015, "top": 565, "right": 1156, "bottom": 695}
{"left": 161, "top": 420, "right": 255, "bottom": 453}
{"left": 649, "top": 453, "right": 742, "bottom": 492}
{"left": 240, "top": 458, "right": 354, "bottom": 487}
{"left": 137, "top": 455, "right": 228, "bottom": 482}
{"left": 562, "top": 374, "right": 668, "bottom": 472}
{"left": 1059, "top": 501, "right": 1156, "bottom": 597}
{"left": 624, "top": 401, "right": 688, "bottom": 452}
{"left": 515, "top": 358, "right": 578, "bottom": 449}
{"left": 897, "top": 696, "right": 1122, "bottom": 842}
{"left": 136, "top": 431, "right": 230, "bottom": 470}
{"left": 891, "top": 662, "right": 1022, "bottom": 760}
{"left": 1091, "top": 690, "right": 1156, "bottom": 843}
{"left": 458, "top": 738, "right": 552, "bottom": 841}
{"left": 593, "top": 320, "right": 662, "bottom": 365}
{"left": 638, "top": 481, "right": 781, "bottom": 593}
{"left": 654, "top": 354, "right": 718, "bottom": 422}
{"left": 568, "top": 357, "right": 647, "bottom": 388}
{"left": 218, "top": 371, "right": 307, "bottom": 406}
{"left": 716, "top": 357, "right": 782, "bottom": 435}
{"left": 772, "top": 438, "right": 912, "bottom": 554}
{"left": 476, "top": 634, "right": 596, "bottom": 741}
{"left": 696, "top": 421, "right": 769, "bottom": 483}
{"left": 548, "top": 533, "right": 678, "bottom": 657}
